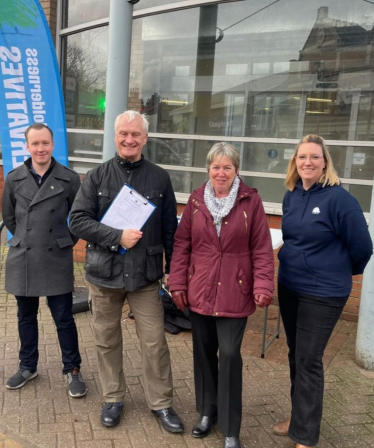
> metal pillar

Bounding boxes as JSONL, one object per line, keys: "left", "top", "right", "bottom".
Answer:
{"left": 356, "top": 179, "right": 374, "bottom": 370}
{"left": 102, "top": 0, "right": 136, "bottom": 162}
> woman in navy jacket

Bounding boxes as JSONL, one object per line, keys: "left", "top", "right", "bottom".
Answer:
{"left": 273, "top": 134, "right": 373, "bottom": 448}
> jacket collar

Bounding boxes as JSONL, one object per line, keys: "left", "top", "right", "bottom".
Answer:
{"left": 13, "top": 160, "right": 72, "bottom": 205}
{"left": 192, "top": 178, "right": 256, "bottom": 204}
{"left": 13, "top": 159, "right": 71, "bottom": 182}
{"left": 295, "top": 179, "right": 325, "bottom": 193}
{"left": 115, "top": 153, "right": 144, "bottom": 170}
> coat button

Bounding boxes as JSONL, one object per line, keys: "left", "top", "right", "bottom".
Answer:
{"left": 215, "top": 312, "right": 219, "bottom": 316}
{"left": 28, "top": 208, "right": 32, "bottom": 212}
{"left": 51, "top": 209, "right": 55, "bottom": 213}
{"left": 218, "top": 282, "right": 221, "bottom": 285}
{"left": 224, "top": 222, "right": 228, "bottom": 224}
{"left": 26, "top": 247, "right": 31, "bottom": 250}
{"left": 49, "top": 228, "right": 53, "bottom": 232}
{"left": 27, "top": 228, "right": 31, "bottom": 231}
{"left": 239, "top": 280, "right": 243, "bottom": 284}
{"left": 48, "top": 248, "right": 52, "bottom": 251}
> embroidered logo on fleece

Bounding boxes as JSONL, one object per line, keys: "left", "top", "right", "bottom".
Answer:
{"left": 312, "top": 207, "right": 320, "bottom": 214}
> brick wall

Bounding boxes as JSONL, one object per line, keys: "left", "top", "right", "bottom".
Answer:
{"left": 39, "top": 0, "right": 58, "bottom": 44}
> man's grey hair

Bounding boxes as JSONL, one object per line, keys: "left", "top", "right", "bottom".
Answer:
{"left": 114, "top": 110, "right": 149, "bottom": 133}
{"left": 206, "top": 142, "right": 240, "bottom": 172}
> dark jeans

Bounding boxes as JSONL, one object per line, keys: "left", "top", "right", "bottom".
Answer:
{"left": 189, "top": 310, "right": 247, "bottom": 437}
{"left": 16, "top": 292, "right": 81, "bottom": 374}
{"left": 278, "top": 283, "right": 348, "bottom": 446}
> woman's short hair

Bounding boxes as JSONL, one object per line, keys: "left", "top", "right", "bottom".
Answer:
{"left": 114, "top": 110, "right": 149, "bottom": 133}
{"left": 285, "top": 134, "right": 340, "bottom": 191}
{"left": 206, "top": 142, "right": 240, "bottom": 172}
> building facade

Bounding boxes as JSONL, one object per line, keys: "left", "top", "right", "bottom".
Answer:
{"left": 2, "top": 0, "right": 374, "bottom": 319}
{"left": 57, "top": 0, "right": 374, "bottom": 216}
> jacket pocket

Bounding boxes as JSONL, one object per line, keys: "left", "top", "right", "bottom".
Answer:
{"left": 187, "top": 264, "right": 195, "bottom": 283}
{"left": 237, "top": 267, "right": 250, "bottom": 295}
{"left": 278, "top": 245, "right": 316, "bottom": 285}
{"left": 8, "top": 236, "right": 21, "bottom": 247}
{"left": 85, "top": 246, "right": 114, "bottom": 279}
{"left": 56, "top": 235, "right": 74, "bottom": 248}
{"left": 146, "top": 244, "right": 164, "bottom": 282}
{"left": 142, "top": 190, "right": 164, "bottom": 209}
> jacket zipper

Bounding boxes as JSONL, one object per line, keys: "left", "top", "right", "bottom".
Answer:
{"left": 243, "top": 211, "right": 248, "bottom": 233}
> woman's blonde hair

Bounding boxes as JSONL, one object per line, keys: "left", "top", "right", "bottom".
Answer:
{"left": 285, "top": 134, "right": 340, "bottom": 191}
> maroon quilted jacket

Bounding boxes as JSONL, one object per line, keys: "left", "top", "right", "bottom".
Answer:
{"left": 169, "top": 180, "right": 274, "bottom": 318}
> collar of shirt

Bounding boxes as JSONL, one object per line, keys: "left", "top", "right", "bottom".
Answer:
{"left": 25, "top": 157, "right": 56, "bottom": 187}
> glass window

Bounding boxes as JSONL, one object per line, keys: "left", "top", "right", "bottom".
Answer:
{"left": 128, "top": 0, "right": 374, "bottom": 140}
{"left": 62, "top": 0, "right": 109, "bottom": 28}
{"left": 144, "top": 136, "right": 373, "bottom": 211}
{"left": 134, "top": 0, "right": 185, "bottom": 11}
{"left": 59, "top": 0, "right": 374, "bottom": 211}
{"left": 67, "top": 132, "right": 103, "bottom": 160}
{"left": 61, "top": 27, "right": 109, "bottom": 129}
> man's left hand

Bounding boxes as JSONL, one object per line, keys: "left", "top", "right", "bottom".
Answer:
{"left": 254, "top": 293, "right": 273, "bottom": 308}
{"left": 163, "top": 274, "right": 170, "bottom": 287}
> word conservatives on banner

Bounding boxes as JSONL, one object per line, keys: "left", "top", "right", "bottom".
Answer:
{"left": 0, "top": 0, "right": 68, "bottom": 176}
{"left": 1, "top": 47, "right": 46, "bottom": 163}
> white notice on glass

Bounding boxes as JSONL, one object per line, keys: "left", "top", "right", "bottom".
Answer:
{"left": 101, "top": 184, "right": 156, "bottom": 231}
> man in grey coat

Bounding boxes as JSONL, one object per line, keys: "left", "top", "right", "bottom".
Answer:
{"left": 2, "top": 123, "right": 86, "bottom": 398}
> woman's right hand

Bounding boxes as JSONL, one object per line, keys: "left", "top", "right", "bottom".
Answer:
{"left": 171, "top": 290, "right": 188, "bottom": 312}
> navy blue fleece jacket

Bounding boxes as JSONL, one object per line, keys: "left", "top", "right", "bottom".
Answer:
{"left": 278, "top": 181, "right": 373, "bottom": 297}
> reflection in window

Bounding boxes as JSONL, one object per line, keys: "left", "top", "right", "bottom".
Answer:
{"left": 128, "top": 0, "right": 374, "bottom": 142}
{"left": 67, "top": 132, "right": 103, "bottom": 160}
{"left": 59, "top": 0, "right": 374, "bottom": 211}
{"left": 62, "top": 0, "right": 109, "bottom": 28}
{"left": 134, "top": 0, "right": 183, "bottom": 11}
{"left": 62, "top": 27, "right": 108, "bottom": 129}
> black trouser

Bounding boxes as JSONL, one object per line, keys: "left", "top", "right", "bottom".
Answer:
{"left": 16, "top": 292, "right": 81, "bottom": 374}
{"left": 278, "top": 283, "right": 348, "bottom": 446}
{"left": 189, "top": 310, "right": 247, "bottom": 437}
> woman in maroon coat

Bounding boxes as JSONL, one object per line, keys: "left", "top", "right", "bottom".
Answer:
{"left": 169, "top": 143, "right": 274, "bottom": 448}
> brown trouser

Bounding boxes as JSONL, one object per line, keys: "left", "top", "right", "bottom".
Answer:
{"left": 89, "top": 281, "right": 173, "bottom": 409}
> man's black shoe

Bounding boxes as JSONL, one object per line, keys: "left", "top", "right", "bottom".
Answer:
{"left": 152, "top": 407, "right": 184, "bottom": 433}
{"left": 192, "top": 415, "right": 216, "bottom": 438}
{"left": 224, "top": 436, "right": 241, "bottom": 448}
{"left": 101, "top": 402, "right": 124, "bottom": 427}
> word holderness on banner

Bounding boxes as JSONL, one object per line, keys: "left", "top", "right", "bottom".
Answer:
{"left": 0, "top": 0, "right": 68, "bottom": 177}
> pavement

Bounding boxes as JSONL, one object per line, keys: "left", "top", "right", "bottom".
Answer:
{"left": 1, "top": 234, "right": 374, "bottom": 448}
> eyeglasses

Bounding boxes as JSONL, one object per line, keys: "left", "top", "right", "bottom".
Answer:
{"left": 295, "top": 155, "right": 324, "bottom": 161}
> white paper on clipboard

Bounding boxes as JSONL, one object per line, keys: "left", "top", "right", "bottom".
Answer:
{"left": 101, "top": 184, "right": 156, "bottom": 231}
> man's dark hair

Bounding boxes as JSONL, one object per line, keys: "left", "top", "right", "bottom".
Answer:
{"left": 25, "top": 123, "right": 53, "bottom": 142}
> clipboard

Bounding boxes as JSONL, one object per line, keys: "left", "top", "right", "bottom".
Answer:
{"left": 101, "top": 184, "right": 156, "bottom": 253}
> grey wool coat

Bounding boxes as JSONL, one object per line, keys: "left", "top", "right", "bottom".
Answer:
{"left": 2, "top": 161, "right": 81, "bottom": 297}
